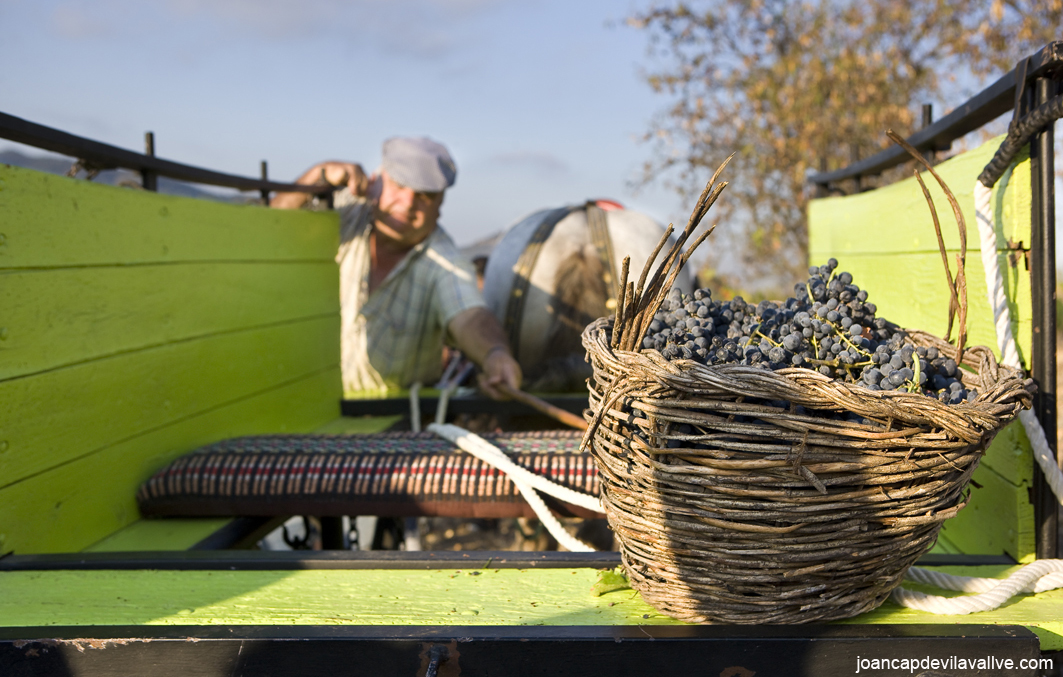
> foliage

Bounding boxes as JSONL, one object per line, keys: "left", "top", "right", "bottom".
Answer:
{"left": 630, "top": 0, "right": 1062, "bottom": 290}
{"left": 591, "top": 566, "right": 631, "bottom": 596}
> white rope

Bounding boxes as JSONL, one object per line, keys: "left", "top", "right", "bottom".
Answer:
{"left": 904, "top": 562, "right": 1063, "bottom": 594}
{"left": 972, "top": 179, "right": 1063, "bottom": 504}
{"left": 427, "top": 422, "right": 602, "bottom": 552}
{"left": 892, "top": 560, "right": 1063, "bottom": 614}
{"left": 890, "top": 177, "right": 1063, "bottom": 615}
{"left": 409, "top": 382, "right": 422, "bottom": 433}
{"left": 434, "top": 363, "right": 475, "bottom": 426}
{"left": 974, "top": 177, "right": 1024, "bottom": 367}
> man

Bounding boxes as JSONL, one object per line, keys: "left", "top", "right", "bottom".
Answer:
{"left": 272, "top": 137, "right": 521, "bottom": 400}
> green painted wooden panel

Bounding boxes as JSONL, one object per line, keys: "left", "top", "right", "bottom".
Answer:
{"left": 0, "top": 163, "right": 346, "bottom": 554}
{"left": 0, "top": 565, "right": 1060, "bottom": 649}
{"left": 937, "top": 462, "right": 1036, "bottom": 563}
{"left": 0, "top": 366, "right": 340, "bottom": 555}
{"left": 808, "top": 137, "right": 1035, "bottom": 558}
{"left": 0, "top": 315, "right": 340, "bottom": 490}
{"left": 927, "top": 531, "right": 962, "bottom": 555}
{"left": 979, "top": 418, "right": 1035, "bottom": 487}
{"left": 810, "top": 136, "right": 1029, "bottom": 254}
{"left": 0, "top": 165, "right": 339, "bottom": 269}
{"left": 0, "top": 262, "right": 338, "bottom": 380}
{"left": 808, "top": 138, "right": 1032, "bottom": 368}
{"left": 808, "top": 136, "right": 1031, "bottom": 365}
{"left": 83, "top": 518, "right": 235, "bottom": 552}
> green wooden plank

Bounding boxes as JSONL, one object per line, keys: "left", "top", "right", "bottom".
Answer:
{"left": 934, "top": 420, "right": 1035, "bottom": 554}
{"left": 0, "top": 262, "right": 338, "bottom": 380}
{"left": 809, "top": 136, "right": 1030, "bottom": 255}
{"left": 979, "top": 419, "right": 1034, "bottom": 487}
{"left": 0, "top": 366, "right": 340, "bottom": 555}
{"left": 937, "top": 462, "right": 1036, "bottom": 563}
{"left": 0, "top": 568, "right": 661, "bottom": 627}
{"left": 0, "top": 165, "right": 339, "bottom": 269}
{"left": 0, "top": 565, "right": 1060, "bottom": 649}
{"left": 0, "top": 315, "right": 340, "bottom": 490}
{"left": 927, "top": 531, "right": 962, "bottom": 555}
{"left": 83, "top": 518, "right": 235, "bottom": 553}
{"left": 808, "top": 138, "right": 1032, "bottom": 368}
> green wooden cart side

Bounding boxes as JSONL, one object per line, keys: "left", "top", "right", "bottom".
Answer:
{"left": 0, "top": 165, "right": 355, "bottom": 555}
{"left": 808, "top": 135, "right": 1038, "bottom": 563}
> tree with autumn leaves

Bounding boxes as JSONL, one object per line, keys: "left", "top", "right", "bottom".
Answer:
{"left": 630, "top": 0, "right": 1061, "bottom": 294}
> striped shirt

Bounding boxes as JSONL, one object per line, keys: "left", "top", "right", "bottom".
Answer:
{"left": 335, "top": 196, "right": 485, "bottom": 395}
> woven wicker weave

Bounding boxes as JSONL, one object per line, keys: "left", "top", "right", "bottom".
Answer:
{"left": 581, "top": 319, "right": 1033, "bottom": 623}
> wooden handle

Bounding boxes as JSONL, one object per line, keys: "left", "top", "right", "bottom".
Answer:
{"left": 498, "top": 384, "right": 588, "bottom": 431}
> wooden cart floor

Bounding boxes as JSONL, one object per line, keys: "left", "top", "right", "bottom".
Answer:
{"left": 1, "top": 564, "right": 1061, "bottom": 651}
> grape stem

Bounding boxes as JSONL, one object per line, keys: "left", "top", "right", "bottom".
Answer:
{"left": 832, "top": 325, "right": 873, "bottom": 357}
{"left": 753, "top": 328, "right": 779, "bottom": 347}
{"left": 905, "top": 353, "right": 923, "bottom": 393}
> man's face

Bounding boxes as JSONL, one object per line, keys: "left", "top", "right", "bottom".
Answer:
{"left": 373, "top": 170, "right": 445, "bottom": 248}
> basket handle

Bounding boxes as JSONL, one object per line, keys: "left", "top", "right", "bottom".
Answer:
{"left": 886, "top": 130, "right": 968, "bottom": 366}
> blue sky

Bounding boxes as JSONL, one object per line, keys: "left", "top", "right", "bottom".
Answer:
{"left": 0, "top": 0, "right": 687, "bottom": 247}
{"left": 2, "top": 0, "right": 1058, "bottom": 264}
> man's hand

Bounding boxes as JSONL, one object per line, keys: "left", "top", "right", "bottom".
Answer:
{"left": 478, "top": 347, "right": 523, "bottom": 400}
{"left": 316, "top": 161, "right": 370, "bottom": 197}
{"left": 447, "top": 307, "right": 522, "bottom": 401}
{"left": 271, "top": 161, "right": 370, "bottom": 209}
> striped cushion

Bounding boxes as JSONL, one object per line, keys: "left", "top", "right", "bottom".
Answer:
{"left": 137, "top": 431, "right": 601, "bottom": 519}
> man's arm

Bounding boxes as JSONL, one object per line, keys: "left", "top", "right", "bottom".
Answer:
{"left": 271, "top": 161, "right": 369, "bottom": 210}
{"left": 447, "top": 307, "right": 522, "bottom": 400}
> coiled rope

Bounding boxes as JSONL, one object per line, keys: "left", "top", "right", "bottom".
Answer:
{"left": 894, "top": 560, "right": 1063, "bottom": 614}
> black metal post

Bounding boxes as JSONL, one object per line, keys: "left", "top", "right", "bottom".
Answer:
{"left": 849, "top": 143, "right": 861, "bottom": 192}
{"left": 260, "top": 160, "right": 269, "bottom": 204}
{"left": 319, "top": 516, "right": 346, "bottom": 550}
{"left": 814, "top": 157, "right": 829, "bottom": 198}
{"left": 142, "top": 131, "right": 157, "bottom": 191}
{"left": 1029, "top": 75, "right": 1058, "bottom": 559}
{"left": 921, "top": 103, "right": 935, "bottom": 162}
{"left": 921, "top": 103, "right": 934, "bottom": 129}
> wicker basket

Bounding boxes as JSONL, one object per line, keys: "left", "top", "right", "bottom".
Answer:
{"left": 581, "top": 320, "right": 1033, "bottom": 624}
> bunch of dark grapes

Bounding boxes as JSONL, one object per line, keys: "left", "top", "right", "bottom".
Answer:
{"left": 637, "top": 258, "right": 977, "bottom": 404}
